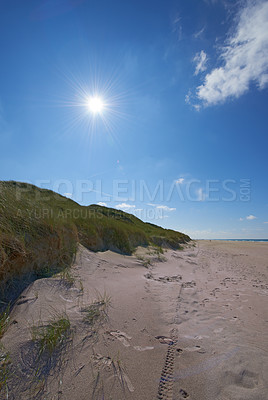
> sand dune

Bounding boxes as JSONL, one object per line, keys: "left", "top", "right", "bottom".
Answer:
{"left": 1, "top": 240, "right": 268, "bottom": 399}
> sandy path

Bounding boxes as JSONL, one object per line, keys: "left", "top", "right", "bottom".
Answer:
{"left": 1, "top": 241, "right": 268, "bottom": 400}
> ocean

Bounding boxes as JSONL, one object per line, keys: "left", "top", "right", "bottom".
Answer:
{"left": 201, "top": 239, "right": 268, "bottom": 242}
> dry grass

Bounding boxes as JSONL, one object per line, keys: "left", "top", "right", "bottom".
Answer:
{"left": 91, "top": 352, "right": 132, "bottom": 400}
{"left": 81, "top": 293, "right": 111, "bottom": 326}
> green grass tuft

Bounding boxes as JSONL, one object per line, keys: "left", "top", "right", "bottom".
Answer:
{"left": 31, "top": 314, "right": 72, "bottom": 356}
{"left": 0, "top": 304, "right": 10, "bottom": 339}
{"left": 81, "top": 293, "right": 111, "bottom": 325}
{"left": 59, "top": 268, "right": 75, "bottom": 287}
{"left": 136, "top": 255, "right": 152, "bottom": 268}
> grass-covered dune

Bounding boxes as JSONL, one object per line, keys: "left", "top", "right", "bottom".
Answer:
{"left": 0, "top": 181, "right": 190, "bottom": 301}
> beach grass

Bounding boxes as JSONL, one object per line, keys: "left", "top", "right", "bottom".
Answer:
{"left": 0, "top": 180, "right": 190, "bottom": 302}
{"left": 0, "top": 305, "right": 10, "bottom": 339}
{"left": 31, "top": 313, "right": 72, "bottom": 356}
{"left": 81, "top": 292, "right": 111, "bottom": 325}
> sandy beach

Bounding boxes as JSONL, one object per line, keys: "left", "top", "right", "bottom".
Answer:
{"left": 1, "top": 240, "right": 268, "bottom": 400}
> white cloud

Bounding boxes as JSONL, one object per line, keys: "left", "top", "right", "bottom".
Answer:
{"left": 147, "top": 203, "right": 176, "bottom": 211}
{"left": 115, "top": 203, "right": 136, "bottom": 211}
{"left": 193, "top": 26, "right": 205, "bottom": 39}
{"left": 195, "top": 1, "right": 268, "bottom": 106}
{"left": 185, "top": 91, "right": 201, "bottom": 110}
{"left": 156, "top": 205, "right": 176, "bottom": 212}
{"left": 64, "top": 192, "right": 72, "bottom": 198}
{"left": 172, "top": 13, "right": 182, "bottom": 40}
{"left": 246, "top": 214, "right": 257, "bottom": 220}
{"left": 193, "top": 104, "right": 201, "bottom": 112}
{"left": 264, "top": 221, "right": 268, "bottom": 223}
{"left": 185, "top": 91, "right": 191, "bottom": 104}
{"left": 175, "top": 178, "right": 185, "bottom": 184}
{"left": 97, "top": 202, "right": 107, "bottom": 207}
{"left": 240, "top": 215, "right": 257, "bottom": 221}
{"left": 194, "top": 50, "right": 208, "bottom": 75}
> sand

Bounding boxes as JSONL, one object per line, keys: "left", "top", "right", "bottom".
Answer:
{"left": 1, "top": 240, "right": 268, "bottom": 400}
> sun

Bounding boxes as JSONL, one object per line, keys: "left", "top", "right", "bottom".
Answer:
{"left": 87, "top": 96, "right": 104, "bottom": 114}
{"left": 58, "top": 64, "right": 130, "bottom": 137}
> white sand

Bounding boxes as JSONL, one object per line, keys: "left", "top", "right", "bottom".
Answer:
{"left": 1, "top": 240, "right": 268, "bottom": 399}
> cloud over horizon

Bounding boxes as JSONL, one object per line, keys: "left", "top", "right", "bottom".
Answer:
{"left": 246, "top": 214, "right": 257, "bottom": 220}
{"left": 156, "top": 205, "right": 176, "bottom": 211}
{"left": 147, "top": 203, "right": 176, "bottom": 212}
{"left": 240, "top": 215, "right": 257, "bottom": 221}
{"left": 115, "top": 203, "right": 136, "bottom": 211}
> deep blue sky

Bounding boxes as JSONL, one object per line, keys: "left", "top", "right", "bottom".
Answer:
{"left": 1, "top": 0, "right": 268, "bottom": 238}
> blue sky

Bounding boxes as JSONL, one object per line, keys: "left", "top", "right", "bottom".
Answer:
{"left": 1, "top": 0, "right": 268, "bottom": 239}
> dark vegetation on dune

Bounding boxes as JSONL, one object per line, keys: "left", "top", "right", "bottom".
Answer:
{"left": 0, "top": 181, "right": 190, "bottom": 303}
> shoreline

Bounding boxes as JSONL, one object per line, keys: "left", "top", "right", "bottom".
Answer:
{"left": 197, "top": 239, "right": 268, "bottom": 242}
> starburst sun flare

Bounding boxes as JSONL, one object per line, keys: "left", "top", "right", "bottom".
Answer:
{"left": 56, "top": 63, "right": 133, "bottom": 139}
{"left": 87, "top": 96, "right": 104, "bottom": 114}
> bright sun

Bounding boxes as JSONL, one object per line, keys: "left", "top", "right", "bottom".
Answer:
{"left": 87, "top": 96, "right": 104, "bottom": 114}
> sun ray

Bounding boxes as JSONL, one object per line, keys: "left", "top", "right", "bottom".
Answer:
{"left": 44, "top": 57, "right": 142, "bottom": 158}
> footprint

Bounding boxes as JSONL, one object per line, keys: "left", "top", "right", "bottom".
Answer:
{"left": 184, "top": 345, "right": 206, "bottom": 353}
{"left": 157, "top": 333, "right": 178, "bottom": 399}
{"left": 156, "top": 336, "right": 176, "bottom": 345}
{"left": 201, "top": 298, "right": 209, "bottom": 306}
{"left": 108, "top": 330, "right": 132, "bottom": 347}
{"left": 179, "top": 388, "right": 189, "bottom": 398}
{"left": 145, "top": 274, "right": 182, "bottom": 283}
{"left": 92, "top": 353, "right": 112, "bottom": 369}
{"left": 210, "top": 288, "right": 220, "bottom": 296}
{"left": 182, "top": 281, "right": 196, "bottom": 288}
{"left": 171, "top": 253, "right": 183, "bottom": 259}
{"left": 117, "top": 263, "right": 128, "bottom": 268}
{"left": 186, "top": 260, "right": 197, "bottom": 265}
{"left": 158, "top": 275, "right": 182, "bottom": 283}
{"left": 144, "top": 272, "right": 153, "bottom": 280}
{"left": 134, "top": 346, "right": 154, "bottom": 351}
